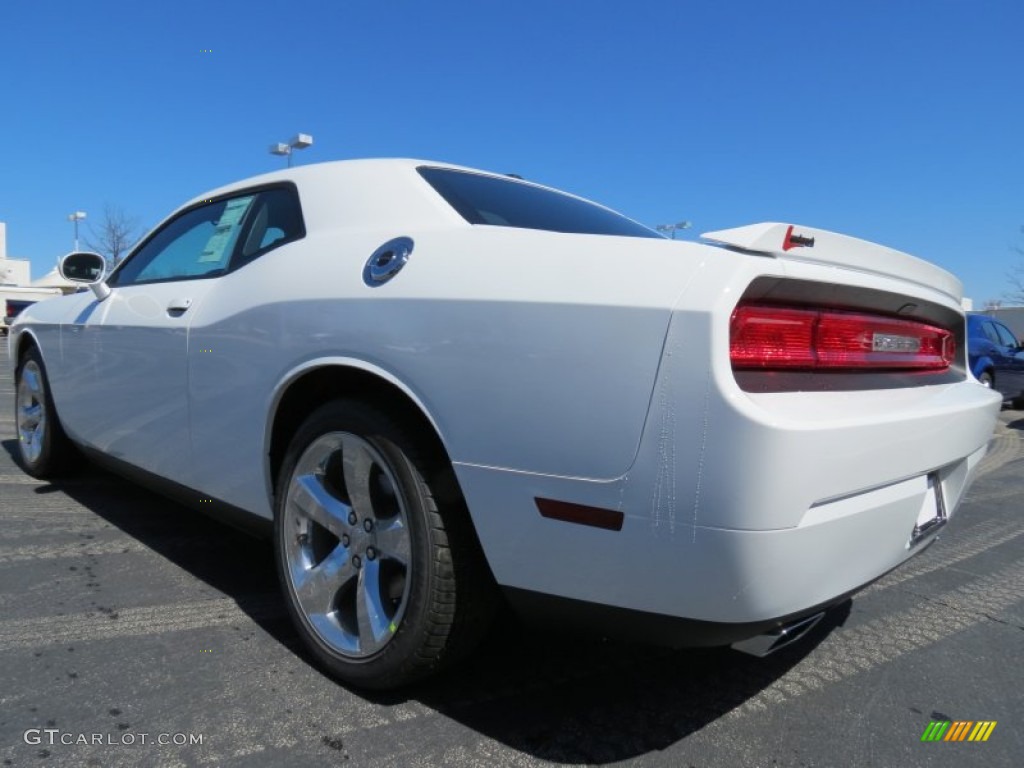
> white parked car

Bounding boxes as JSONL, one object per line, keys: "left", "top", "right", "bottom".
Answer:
{"left": 10, "top": 159, "right": 1001, "bottom": 688}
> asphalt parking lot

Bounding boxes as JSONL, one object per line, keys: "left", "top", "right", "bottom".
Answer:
{"left": 1, "top": 344, "right": 1022, "bottom": 768}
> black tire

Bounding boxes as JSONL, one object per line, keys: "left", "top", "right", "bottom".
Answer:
{"left": 274, "top": 400, "right": 494, "bottom": 689}
{"left": 14, "top": 346, "right": 74, "bottom": 477}
{"left": 978, "top": 371, "right": 993, "bottom": 389}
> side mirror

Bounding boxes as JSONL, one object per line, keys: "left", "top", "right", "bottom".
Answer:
{"left": 59, "top": 252, "right": 111, "bottom": 301}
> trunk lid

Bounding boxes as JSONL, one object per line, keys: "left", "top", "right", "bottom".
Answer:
{"left": 701, "top": 223, "right": 962, "bottom": 303}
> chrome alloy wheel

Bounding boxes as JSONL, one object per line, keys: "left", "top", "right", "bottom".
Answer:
{"left": 282, "top": 432, "right": 413, "bottom": 658}
{"left": 16, "top": 360, "right": 47, "bottom": 465}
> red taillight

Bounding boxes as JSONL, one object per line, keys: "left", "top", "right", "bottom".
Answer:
{"left": 730, "top": 305, "right": 954, "bottom": 371}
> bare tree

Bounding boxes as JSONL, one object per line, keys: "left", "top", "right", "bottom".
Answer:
{"left": 1001, "top": 224, "right": 1024, "bottom": 305}
{"left": 84, "top": 204, "right": 144, "bottom": 270}
{"left": 1007, "top": 242, "right": 1024, "bottom": 305}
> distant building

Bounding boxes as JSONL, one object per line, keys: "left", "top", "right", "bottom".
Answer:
{"left": 0, "top": 221, "right": 78, "bottom": 293}
{"left": 0, "top": 222, "right": 33, "bottom": 285}
{"left": 1, "top": 223, "right": 68, "bottom": 333}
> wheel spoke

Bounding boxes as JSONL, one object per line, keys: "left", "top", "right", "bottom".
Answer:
{"left": 20, "top": 403, "right": 42, "bottom": 430}
{"left": 290, "top": 473, "right": 349, "bottom": 536}
{"left": 355, "top": 558, "right": 392, "bottom": 654}
{"left": 21, "top": 367, "right": 41, "bottom": 395}
{"left": 292, "top": 543, "right": 355, "bottom": 618}
{"left": 341, "top": 435, "right": 376, "bottom": 519}
{"left": 374, "top": 518, "right": 411, "bottom": 565}
{"left": 22, "top": 431, "right": 40, "bottom": 461}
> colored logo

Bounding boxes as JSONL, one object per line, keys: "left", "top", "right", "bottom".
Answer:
{"left": 782, "top": 225, "right": 815, "bottom": 251}
{"left": 921, "top": 720, "right": 996, "bottom": 742}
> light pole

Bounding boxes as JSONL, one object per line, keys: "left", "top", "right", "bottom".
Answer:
{"left": 656, "top": 220, "right": 692, "bottom": 239}
{"left": 68, "top": 211, "right": 87, "bottom": 250}
{"left": 269, "top": 133, "right": 314, "bottom": 167}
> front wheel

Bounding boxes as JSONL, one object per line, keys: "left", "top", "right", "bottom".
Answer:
{"left": 14, "top": 347, "right": 74, "bottom": 477}
{"left": 978, "top": 371, "right": 993, "bottom": 388}
{"left": 274, "top": 400, "right": 493, "bottom": 689}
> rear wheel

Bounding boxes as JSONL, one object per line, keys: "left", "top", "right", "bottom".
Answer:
{"left": 14, "top": 347, "right": 73, "bottom": 477}
{"left": 274, "top": 400, "right": 493, "bottom": 689}
{"left": 978, "top": 371, "right": 993, "bottom": 388}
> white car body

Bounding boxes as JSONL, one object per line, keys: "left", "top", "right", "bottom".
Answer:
{"left": 10, "top": 159, "right": 1001, "bottom": 665}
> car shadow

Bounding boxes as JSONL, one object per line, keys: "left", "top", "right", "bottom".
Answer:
{"left": 0, "top": 437, "right": 289, "bottom": 635}
{"left": 2, "top": 437, "right": 847, "bottom": 762}
{"left": 386, "top": 604, "right": 847, "bottom": 762}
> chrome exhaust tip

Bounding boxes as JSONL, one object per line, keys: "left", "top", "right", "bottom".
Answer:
{"left": 731, "top": 611, "right": 826, "bottom": 657}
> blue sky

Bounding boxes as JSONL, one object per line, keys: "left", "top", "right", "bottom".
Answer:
{"left": 2, "top": 0, "right": 1022, "bottom": 304}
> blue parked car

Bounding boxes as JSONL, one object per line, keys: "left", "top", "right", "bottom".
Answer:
{"left": 968, "top": 314, "right": 1024, "bottom": 406}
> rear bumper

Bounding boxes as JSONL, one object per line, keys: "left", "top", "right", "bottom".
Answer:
{"left": 634, "top": 441, "right": 988, "bottom": 622}
{"left": 457, "top": 371, "right": 999, "bottom": 625}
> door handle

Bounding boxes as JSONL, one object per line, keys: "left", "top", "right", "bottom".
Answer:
{"left": 167, "top": 298, "right": 193, "bottom": 315}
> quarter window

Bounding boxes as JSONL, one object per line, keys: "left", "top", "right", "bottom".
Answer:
{"left": 418, "top": 166, "right": 660, "bottom": 239}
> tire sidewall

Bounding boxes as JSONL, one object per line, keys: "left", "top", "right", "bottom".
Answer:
{"left": 274, "top": 401, "right": 441, "bottom": 688}
{"left": 14, "top": 348, "right": 56, "bottom": 477}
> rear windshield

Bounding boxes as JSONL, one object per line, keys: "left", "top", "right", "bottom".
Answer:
{"left": 418, "top": 167, "right": 660, "bottom": 239}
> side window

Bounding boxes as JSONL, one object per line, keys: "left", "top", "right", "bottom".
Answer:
{"left": 418, "top": 166, "right": 661, "bottom": 239}
{"left": 993, "top": 322, "right": 1019, "bottom": 348}
{"left": 112, "top": 195, "right": 255, "bottom": 286}
{"left": 981, "top": 322, "right": 1001, "bottom": 345}
{"left": 233, "top": 186, "right": 306, "bottom": 269}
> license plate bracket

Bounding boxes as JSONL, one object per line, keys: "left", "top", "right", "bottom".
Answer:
{"left": 910, "top": 472, "right": 947, "bottom": 546}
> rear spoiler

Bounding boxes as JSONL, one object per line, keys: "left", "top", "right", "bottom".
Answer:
{"left": 701, "top": 222, "right": 963, "bottom": 304}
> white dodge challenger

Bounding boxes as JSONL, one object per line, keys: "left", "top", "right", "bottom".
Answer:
{"left": 10, "top": 159, "right": 1001, "bottom": 688}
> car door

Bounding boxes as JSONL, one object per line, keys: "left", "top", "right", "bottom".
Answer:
{"left": 183, "top": 185, "right": 308, "bottom": 512}
{"left": 62, "top": 193, "right": 258, "bottom": 484}
{"left": 990, "top": 321, "right": 1024, "bottom": 396}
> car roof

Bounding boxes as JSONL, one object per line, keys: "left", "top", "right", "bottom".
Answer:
{"left": 172, "top": 158, "right": 607, "bottom": 236}
{"left": 968, "top": 313, "right": 1007, "bottom": 327}
{"left": 194, "top": 159, "right": 437, "bottom": 199}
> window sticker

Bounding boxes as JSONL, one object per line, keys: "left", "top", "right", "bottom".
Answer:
{"left": 199, "top": 196, "right": 254, "bottom": 263}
